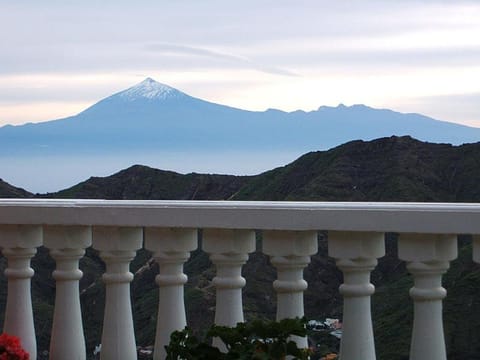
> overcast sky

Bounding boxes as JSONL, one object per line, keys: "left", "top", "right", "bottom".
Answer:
{"left": 1, "top": 0, "right": 479, "bottom": 127}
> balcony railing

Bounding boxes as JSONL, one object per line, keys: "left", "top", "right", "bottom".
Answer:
{"left": 0, "top": 199, "right": 479, "bottom": 360}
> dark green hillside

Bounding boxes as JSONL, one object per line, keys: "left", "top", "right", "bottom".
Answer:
{"left": 0, "top": 179, "right": 32, "bottom": 198}
{"left": 49, "top": 164, "right": 251, "bottom": 200}
{"left": 234, "top": 136, "right": 480, "bottom": 202}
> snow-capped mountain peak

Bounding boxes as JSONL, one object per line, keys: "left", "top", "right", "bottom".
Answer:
{"left": 118, "top": 77, "right": 186, "bottom": 101}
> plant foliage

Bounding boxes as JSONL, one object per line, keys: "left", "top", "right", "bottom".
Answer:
{"left": 165, "top": 317, "right": 312, "bottom": 360}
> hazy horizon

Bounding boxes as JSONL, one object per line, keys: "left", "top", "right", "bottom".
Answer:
{"left": 1, "top": 150, "right": 304, "bottom": 194}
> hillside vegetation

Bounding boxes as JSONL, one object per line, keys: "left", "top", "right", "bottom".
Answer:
{"left": 0, "top": 179, "right": 32, "bottom": 198}
{"left": 50, "top": 165, "right": 251, "bottom": 200}
{"left": 233, "top": 136, "right": 480, "bottom": 202}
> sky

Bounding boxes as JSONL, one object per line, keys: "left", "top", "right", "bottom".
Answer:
{"left": 1, "top": 0, "right": 480, "bottom": 127}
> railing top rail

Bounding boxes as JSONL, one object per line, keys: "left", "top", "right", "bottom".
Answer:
{"left": 1, "top": 199, "right": 480, "bottom": 234}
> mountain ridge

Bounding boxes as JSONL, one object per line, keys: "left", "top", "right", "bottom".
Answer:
{"left": 3, "top": 135, "right": 480, "bottom": 200}
{"left": 32, "top": 135, "right": 480, "bottom": 202}
{"left": 48, "top": 164, "right": 251, "bottom": 200}
{"left": 0, "top": 178, "right": 32, "bottom": 198}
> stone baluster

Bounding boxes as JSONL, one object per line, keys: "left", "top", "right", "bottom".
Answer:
{"left": 203, "top": 229, "right": 256, "bottom": 350}
{"left": 473, "top": 235, "right": 480, "bottom": 264}
{"left": 398, "top": 233, "right": 457, "bottom": 360}
{"left": 44, "top": 225, "right": 92, "bottom": 360}
{"left": 263, "top": 230, "right": 318, "bottom": 349}
{"left": 144, "top": 227, "right": 197, "bottom": 360}
{"left": 203, "top": 229, "right": 255, "bottom": 326}
{"left": 328, "top": 231, "right": 385, "bottom": 360}
{"left": 93, "top": 226, "right": 143, "bottom": 360}
{"left": 0, "top": 225, "right": 42, "bottom": 360}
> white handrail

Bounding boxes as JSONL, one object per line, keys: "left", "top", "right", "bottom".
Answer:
{"left": 1, "top": 200, "right": 480, "bottom": 233}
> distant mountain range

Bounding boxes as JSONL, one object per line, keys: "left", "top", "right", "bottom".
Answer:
{"left": 1, "top": 77, "right": 479, "bottom": 157}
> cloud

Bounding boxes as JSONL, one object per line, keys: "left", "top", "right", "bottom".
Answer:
{"left": 145, "top": 43, "right": 251, "bottom": 63}
{"left": 259, "top": 46, "right": 480, "bottom": 71}
{"left": 394, "top": 92, "right": 480, "bottom": 127}
{"left": 1, "top": 1, "right": 478, "bottom": 75}
{"left": 144, "top": 43, "right": 298, "bottom": 77}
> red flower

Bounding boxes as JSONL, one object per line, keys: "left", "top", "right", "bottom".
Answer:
{"left": 0, "top": 334, "right": 29, "bottom": 360}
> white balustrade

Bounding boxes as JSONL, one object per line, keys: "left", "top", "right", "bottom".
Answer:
{"left": 0, "top": 200, "right": 479, "bottom": 360}
{"left": 144, "top": 227, "right": 197, "bottom": 360}
{"left": 0, "top": 224, "right": 42, "bottom": 360}
{"left": 328, "top": 231, "right": 385, "bottom": 360}
{"left": 44, "top": 225, "right": 92, "bottom": 360}
{"left": 92, "top": 226, "right": 143, "bottom": 360}
{"left": 263, "top": 230, "right": 318, "bottom": 348}
{"left": 398, "top": 233, "right": 457, "bottom": 360}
